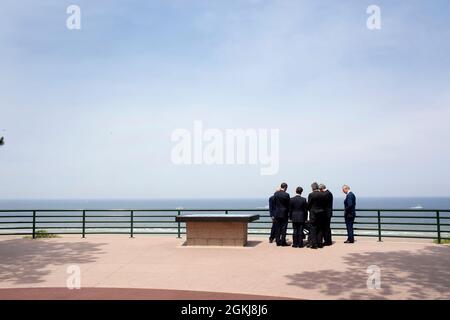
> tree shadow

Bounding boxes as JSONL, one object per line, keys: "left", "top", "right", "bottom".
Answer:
{"left": 0, "top": 238, "right": 106, "bottom": 285}
{"left": 285, "top": 245, "right": 450, "bottom": 299}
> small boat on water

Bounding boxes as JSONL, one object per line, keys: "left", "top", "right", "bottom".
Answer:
{"left": 410, "top": 205, "right": 424, "bottom": 209}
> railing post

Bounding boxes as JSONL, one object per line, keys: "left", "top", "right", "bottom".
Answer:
{"left": 32, "top": 210, "right": 36, "bottom": 239}
{"left": 82, "top": 210, "right": 86, "bottom": 238}
{"left": 436, "top": 211, "right": 441, "bottom": 244}
{"left": 225, "top": 210, "right": 228, "bottom": 215}
{"left": 130, "top": 210, "right": 134, "bottom": 238}
{"left": 177, "top": 210, "right": 181, "bottom": 238}
{"left": 377, "top": 210, "right": 382, "bottom": 242}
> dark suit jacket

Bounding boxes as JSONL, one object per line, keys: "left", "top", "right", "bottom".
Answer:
{"left": 307, "top": 191, "right": 327, "bottom": 222}
{"left": 344, "top": 191, "right": 356, "bottom": 218}
{"left": 272, "top": 190, "right": 290, "bottom": 219}
{"left": 322, "top": 190, "right": 334, "bottom": 218}
{"left": 289, "top": 195, "right": 307, "bottom": 223}
{"left": 268, "top": 195, "right": 275, "bottom": 218}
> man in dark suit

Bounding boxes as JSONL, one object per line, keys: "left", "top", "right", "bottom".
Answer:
{"left": 320, "top": 184, "right": 334, "bottom": 246}
{"left": 343, "top": 185, "right": 356, "bottom": 243}
{"left": 289, "top": 187, "right": 307, "bottom": 248}
{"left": 307, "top": 182, "right": 327, "bottom": 249}
{"left": 268, "top": 188, "right": 280, "bottom": 243}
{"left": 273, "top": 182, "right": 290, "bottom": 246}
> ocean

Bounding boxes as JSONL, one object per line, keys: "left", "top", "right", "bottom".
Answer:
{"left": 0, "top": 198, "right": 449, "bottom": 239}
{"left": 2, "top": 197, "right": 450, "bottom": 210}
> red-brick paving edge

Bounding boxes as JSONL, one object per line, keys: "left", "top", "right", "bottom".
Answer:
{"left": 0, "top": 288, "right": 296, "bottom": 300}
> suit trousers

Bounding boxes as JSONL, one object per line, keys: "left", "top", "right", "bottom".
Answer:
{"left": 323, "top": 214, "right": 333, "bottom": 245}
{"left": 275, "top": 217, "right": 288, "bottom": 245}
{"left": 292, "top": 222, "right": 304, "bottom": 247}
{"left": 345, "top": 216, "right": 355, "bottom": 241}
{"left": 310, "top": 214, "right": 327, "bottom": 247}
{"left": 269, "top": 218, "right": 277, "bottom": 240}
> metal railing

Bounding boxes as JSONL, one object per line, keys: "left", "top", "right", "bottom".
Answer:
{"left": 0, "top": 208, "right": 449, "bottom": 243}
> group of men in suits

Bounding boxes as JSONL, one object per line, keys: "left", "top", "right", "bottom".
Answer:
{"left": 269, "top": 182, "right": 356, "bottom": 249}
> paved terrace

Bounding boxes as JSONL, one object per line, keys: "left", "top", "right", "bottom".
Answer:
{"left": 0, "top": 235, "right": 449, "bottom": 300}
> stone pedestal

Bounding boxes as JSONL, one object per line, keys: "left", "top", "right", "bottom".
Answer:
{"left": 186, "top": 221, "right": 248, "bottom": 246}
{"left": 175, "top": 214, "right": 260, "bottom": 247}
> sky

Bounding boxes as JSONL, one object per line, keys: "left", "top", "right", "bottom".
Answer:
{"left": 1, "top": 0, "right": 450, "bottom": 199}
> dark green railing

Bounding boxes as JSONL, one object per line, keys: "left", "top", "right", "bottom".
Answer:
{"left": 0, "top": 208, "right": 449, "bottom": 243}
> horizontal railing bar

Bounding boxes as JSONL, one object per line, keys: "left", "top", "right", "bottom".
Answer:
{"left": 85, "top": 215, "right": 131, "bottom": 218}
{"left": 1, "top": 214, "right": 447, "bottom": 219}
{"left": 1, "top": 208, "right": 450, "bottom": 212}
{"left": 82, "top": 226, "right": 177, "bottom": 229}
{"left": 85, "top": 232, "right": 178, "bottom": 234}
{"left": 380, "top": 216, "right": 439, "bottom": 219}
{"left": 130, "top": 232, "right": 179, "bottom": 234}
{"left": 0, "top": 221, "right": 32, "bottom": 224}
{"left": 83, "top": 221, "right": 131, "bottom": 224}
{"left": 129, "top": 215, "right": 178, "bottom": 218}
{"left": 84, "top": 221, "right": 178, "bottom": 224}
{"left": 374, "top": 234, "right": 438, "bottom": 239}
{"left": 1, "top": 227, "right": 80, "bottom": 230}
{"left": 0, "top": 233, "right": 33, "bottom": 236}
{"left": 20, "top": 215, "right": 83, "bottom": 218}
{"left": 0, "top": 215, "right": 33, "bottom": 218}
{"left": 86, "top": 215, "right": 177, "bottom": 218}
{"left": 380, "top": 229, "right": 438, "bottom": 233}
{"left": 34, "top": 221, "right": 82, "bottom": 224}
{"left": 132, "top": 221, "right": 179, "bottom": 224}
{"left": 0, "top": 227, "right": 33, "bottom": 230}
{"left": 376, "top": 222, "right": 438, "bottom": 226}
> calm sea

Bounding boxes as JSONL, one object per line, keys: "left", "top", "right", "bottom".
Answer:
{"left": 1, "top": 197, "right": 450, "bottom": 210}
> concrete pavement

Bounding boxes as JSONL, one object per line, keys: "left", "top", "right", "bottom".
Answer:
{"left": 0, "top": 235, "right": 448, "bottom": 299}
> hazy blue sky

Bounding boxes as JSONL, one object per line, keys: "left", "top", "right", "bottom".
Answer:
{"left": 1, "top": 0, "right": 450, "bottom": 198}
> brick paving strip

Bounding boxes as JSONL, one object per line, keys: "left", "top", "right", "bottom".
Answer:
{"left": 0, "top": 287, "right": 292, "bottom": 300}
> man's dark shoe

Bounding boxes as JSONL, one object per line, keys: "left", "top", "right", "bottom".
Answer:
{"left": 269, "top": 238, "right": 274, "bottom": 243}
{"left": 280, "top": 243, "right": 289, "bottom": 247}
{"left": 292, "top": 245, "right": 298, "bottom": 248}
{"left": 344, "top": 240, "right": 354, "bottom": 243}
{"left": 310, "top": 246, "right": 318, "bottom": 249}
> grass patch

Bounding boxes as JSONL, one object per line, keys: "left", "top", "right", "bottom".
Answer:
{"left": 24, "top": 229, "right": 59, "bottom": 239}
{"left": 433, "top": 237, "right": 450, "bottom": 244}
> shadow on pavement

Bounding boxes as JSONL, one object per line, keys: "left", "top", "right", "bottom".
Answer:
{"left": 285, "top": 245, "right": 450, "bottom": 299}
